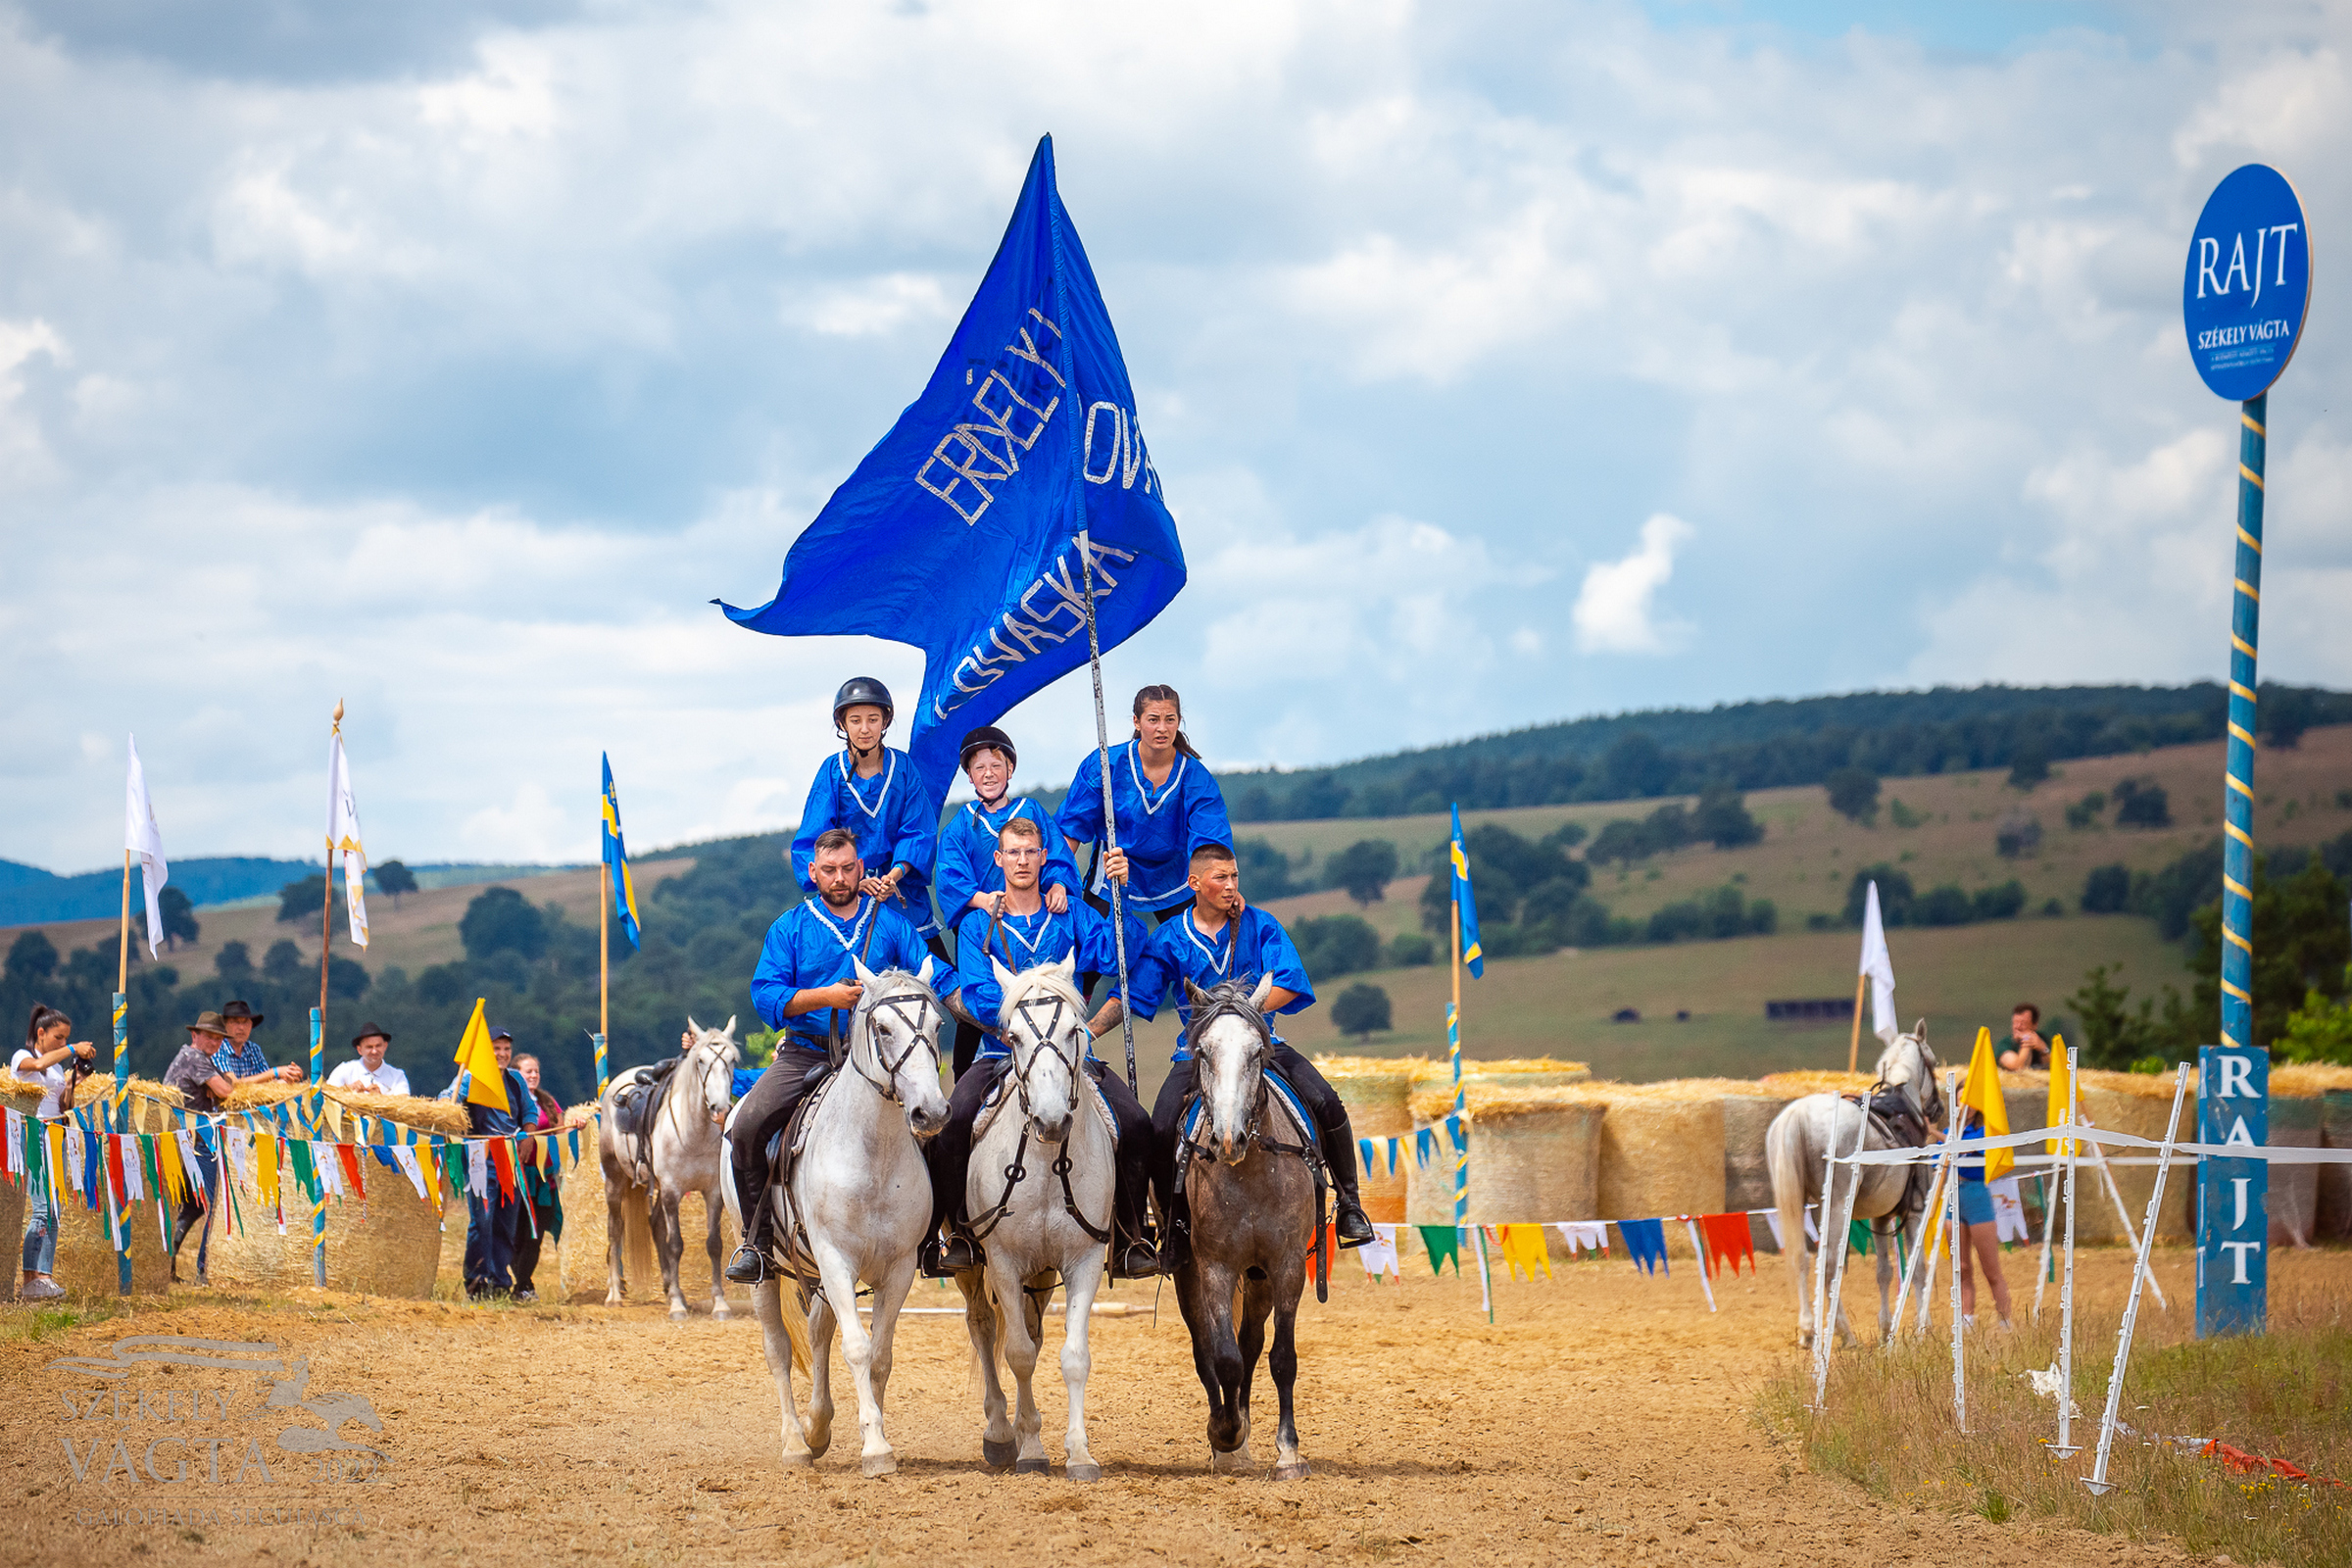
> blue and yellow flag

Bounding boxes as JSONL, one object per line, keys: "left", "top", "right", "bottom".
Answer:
{"left": 1449, "top": 804, "right": 1484, "bottom": 978}
{"left": 601, "top": 752, "right": 641, "bottom": 950}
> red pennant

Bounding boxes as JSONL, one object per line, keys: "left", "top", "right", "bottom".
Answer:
{"left": 106, "top": 1135, "right": 128, "bottom": 1207}
{"left": 488, "top": 1139, "right": 517, "bottom": 1202}
{"left": 1697, "top": 1212, "right": 1756, "bottom": 1279}
{"left": 336, "top": 1144, "right": 366, "bottom": 1200}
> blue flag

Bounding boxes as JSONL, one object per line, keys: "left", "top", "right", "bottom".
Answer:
{"left": 1450, "top": 804, "right": 1484, "bottom": 978}
{"left": 601, "top": 753, "right": 641, "bottom": 950}
{"left": 716, "top": 135, "right": 1186, "bottom": 807}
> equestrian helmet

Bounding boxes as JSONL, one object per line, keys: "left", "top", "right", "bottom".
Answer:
{"left": 958, "top": 724, "right": 1016, "bottom": 770}
{"left": 831, "top": 676, "right": 894, "bottom": 729}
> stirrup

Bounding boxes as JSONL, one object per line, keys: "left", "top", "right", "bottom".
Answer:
{"left": 927, "top": 1233, "right": 982, "bottom": 1276}
{"left": 1113, "top": 1240, "right": 1159, "bottom": 1279}
{"left": 1333, "top": 1199, "right": 1375, "bottom": 1249}
{"left": 724, "top": 1241, "right": 772, "bottom": 1286}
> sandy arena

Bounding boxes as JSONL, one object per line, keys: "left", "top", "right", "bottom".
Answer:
{"left": 6, "top": 1244, "right": 2326, "bottom": 1567}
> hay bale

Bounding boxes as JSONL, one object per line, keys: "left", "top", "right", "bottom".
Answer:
{"left": 1402, "top": 1082, "right": 1600, "bottom": 1228}
{"left": 0, "top": 1082, "right": 171, "bottom": 1296}
{"left": 2268, "top": 1094, "right": 2322, "bottom": 1249}
{"left": 2075, "top": 1069, "right": 2195, "bottom": 1243}
{"left": 1487, "top": 1082, "right": 1729, "bottom": 1254}
{"left": 1756, "top": 1070, "right": 1874, "bottom": 1100}
{"left": 2321, "top": 1090, "right": 2352, "bottom": 1243}
{"left": 1411, "top": 1057, "right": 1591, "bottom": 1094}
{"left": 555, "top": 1138, "right": 658, "bottom": 1303}
{"left": 207, "top": 1129, "right": 449, "bottom": 1298}
{"left": 1315, "top": 1056, "right": 1422, "bottom": 1223}
{"left": 2271, "top": 1063, "right": 2352, "bottom": 1097}
{"left": 1720, "top": 1094, "right": 1780, "bottom": 1215}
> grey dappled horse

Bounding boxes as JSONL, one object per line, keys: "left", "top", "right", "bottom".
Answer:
{"left": 1765, "top": 1025, "right": 1943, "bottom": 1348}
{"left": 598, "top": 1017, "right": 741, "bottom": 1320}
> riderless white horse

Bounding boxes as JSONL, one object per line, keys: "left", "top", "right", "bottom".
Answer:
{"left": 597, "top": 1018, "right": 742, "bottom": 1320}
{"left": 1765, "top": 1024, "right": 1943, "bottom": 1348}
{"left": 953, "top": 955, "right": 1117, "bottom": 1482}
{"left": 733, "top": 958, "right": 950, "bottom": 1477}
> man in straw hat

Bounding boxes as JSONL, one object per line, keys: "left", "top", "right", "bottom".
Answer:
{"left": 211, "top": 1000, "right": 303, "bottom": 1087}
{"left": 163, "top": 1011, "right": 239, "bottom": 1287}
{"left": 327, "top": 1024, "right": 410, "bottom": 1096}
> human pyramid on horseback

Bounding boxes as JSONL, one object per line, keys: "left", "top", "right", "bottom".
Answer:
{"left": 696, "top": 676, "right": 1373, "bottom": 1477}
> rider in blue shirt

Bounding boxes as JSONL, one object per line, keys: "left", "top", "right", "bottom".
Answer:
{"left": 725, "top": 827, "right": 934, "bottom": 1286}
{"left": 921, "top": 814, "right": 1157, "bottom": 1280}
{"left": 1057, "top": 685, "right": 1233, "bottom": 922}
{"left": 790, "top": 677, "right": 945, "bottom": 944}
{"left": 934, "top": 724, "right": 1078, "bottom": 1076}
{"left": 1091, "top": 842, "right": 1376, "bottom": 1271}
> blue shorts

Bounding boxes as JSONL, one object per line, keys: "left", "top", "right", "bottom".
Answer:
{"left": 1956, "top": 1180, "right": 1994, "bottom": 1228}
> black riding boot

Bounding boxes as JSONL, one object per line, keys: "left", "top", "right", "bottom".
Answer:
{"left": 1088, "top": 1058, "right": 1158, "bottom": 1278}
{"left": 1150, "top": 1058, "right": 1200, "bottom": 1274}
{"left": 920, "top": 1058, "right": 1004, "bottom": 1277}
{"left": 723, "top": 1051, "right": 827, "bottom": 1286}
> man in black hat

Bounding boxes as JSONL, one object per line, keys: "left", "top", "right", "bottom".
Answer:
{"left": 164, "top": 1012, "right": 239, "bottom": 1286}
{"left": 210, "top": 1000, "right": 303, "bottom": 1088}
{"left": 327, "top": 1023, "right": 410, "bottom": 1096}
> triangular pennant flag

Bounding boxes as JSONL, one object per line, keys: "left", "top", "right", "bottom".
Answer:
{"left": 1959, "top": 1025, "right": 2013, "bottom": 1182}
{"left": 336, "top": 1144, "right": 366, "bottom": 1201}
{"left": 1618, "top": 1217, "right": 1669, "bottom": 1276}
{"left": 454, "top": 1000, "right": 510, "bottom": 1113}
{"left": 1417, "top": 1223, "right": 1461, "bottom": 1276}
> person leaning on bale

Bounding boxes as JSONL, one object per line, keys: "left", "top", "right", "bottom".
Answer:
{"left": 211, "top": 1000, "right": 304, "bottom": 1088}
{"left": 163, "top": 1011, "right": 239, "bottom": 1287}
{"left": 326, "top": 1023, "right": 410, "bottom": 1096}
{"left": 13, "top": 1005, "right": 97, "bottom": 1301}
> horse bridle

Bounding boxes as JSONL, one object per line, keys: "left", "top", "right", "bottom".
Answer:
{"left": 1179, "top": 993, "right": 1312, "bottom": 1171}
{"left": 965, "top": 984, "right": 1108, "bottom": 1247}
{"left": 850, "top": 987, "right": 938, "bottom": 1104}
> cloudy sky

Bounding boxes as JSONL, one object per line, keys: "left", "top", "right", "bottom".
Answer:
{"left": 3, "top": 0, "right": 2348, "bottom": 872}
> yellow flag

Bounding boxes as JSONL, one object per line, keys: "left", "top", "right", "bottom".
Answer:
{"left": 2045, "top": 1033, "right": 2075, "bottom": 1156}
{"left": 156, "top": 1124, "right": 187, "bottom": 1204}
{"left": 1958, "top": 1025, "right": 2013, "bottom": 1182}
{"left": 256, "top": 1135, "right": 279, "bottom": 1209}
{"left": 453, "top": 999, "right": 510, "bottom": 1113}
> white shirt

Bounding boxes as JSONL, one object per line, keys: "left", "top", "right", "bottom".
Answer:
{"left": 326, "top": 1059, "right": 411, "bottom": 1097}
{"left": 10, "top": 1048, "right": 70, "bottom": 1119}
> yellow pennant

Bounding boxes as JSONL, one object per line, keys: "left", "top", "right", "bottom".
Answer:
{"left": 256, "top": 1135, "right": 279, "bottom": 1209}
{"left": 2045, "top": 1034, "right": 2076, "bottom": 1157}
{"left": 453, "top": 1000, "right": 510, "bottom": 1113}
{"left": 156, "top": 1125, "right": 187, "bottom": 1205}
{"left": 1958, "top": 1025, "right": 2013, "bottom": 1182}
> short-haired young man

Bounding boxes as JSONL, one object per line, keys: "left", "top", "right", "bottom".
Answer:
{"left": 1997, "top": 1003, "right": 2050, "bottom": 1071}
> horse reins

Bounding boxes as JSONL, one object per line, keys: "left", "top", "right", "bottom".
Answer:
{"left": 965, "top": 985, "right": 1109, "bottom": 1247}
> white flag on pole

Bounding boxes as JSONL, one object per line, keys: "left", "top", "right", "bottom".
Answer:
{"left": 123, "top": 735, "right": 170, "bottom": 956}
{"left": 327, "top": 727, "right": 369, "bottom": 947}
{"left": 1859, "top": 879, "right": 1897, "bottom": 1044}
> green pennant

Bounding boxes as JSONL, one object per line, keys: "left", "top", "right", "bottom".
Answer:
{"left": 1418, "top": 1224, "right": 1461, "bottom": 1277}
{"left": 1847, "top": 1218, "right": 1875, "bottom": 1256}
{"left": 286, "top": 1139, "right": 320, "bottom": 1203}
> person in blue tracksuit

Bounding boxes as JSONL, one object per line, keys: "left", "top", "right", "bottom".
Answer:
{"left": 791, "top": 676, "right": 944, "bottom": 945}
{"left": 1056, "top": 684, "right": 1232, "bottom": 924}
{"left": 934, "top": 724, "right": 1079, "bottom": 1076}
{"left": 724, "top": 827, "right": 934, "bottom": 1286}
{"left": 1089, "top": 842, "right": 1375, "bottom": 1272}
{"left": 921, "top": 813, "right": 1156, "bottom": 1279}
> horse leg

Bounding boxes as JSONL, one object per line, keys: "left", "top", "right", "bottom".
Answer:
{"left": 856, "top": 1250, "right": 918, "bottom": 1479}
{"left": 1783, "top": 1209, "right": 1816, "bottom": 1350}
{"left": 658, "top": 1192, "right": 689, "bottom": 1320}
{"left": 1268, "top": 1263, "right": 1309, "bottom": 1481}
{"left": 1181, "top": 1263, "right": 1249, "bottom": 1470}
{"left": 957, "top": 1268, "right": 1015, "bottom": 1468}
{"left": 605, "top": 1181, "right": 628, "bottom": 1305}
{"left": 755, "top": 1278, "right": 816, "bottom": 1467}
{"left": 1059, "top": 1248, "right": 1106, "bottom": 1483}
{"left": 1233, "top": 1268, "right": 1280, "bottom": 1473}
{"left": 1876, "top": 1220, "right": 1899, "bottom": 1345}
{"left": 705, "top": 1189, "right": 732, "bottom": 1320}
{"left": 808, "top": 1244, "right": 897, "bottom": 1478}
{"left": 995, "top": 1265, "right": 1050, "bottom": 1475}
{"left": 804, "top": 1285, "right": 837, "bottom": 1460}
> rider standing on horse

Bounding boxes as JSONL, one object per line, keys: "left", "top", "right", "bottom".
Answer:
{"left": 791, "top": 677, "right": 946, "bottom": 952}
{"left": 933, "top": 724, "right": 1079, "bottom": 1077}
{"left": 922, "top": 811, "right": 1158, "bottom": 1281}
{"left": 1056, "top": 685, "right": 1231, "bottom": 931}
{"left": 725, "top": 827, "right": 932, "bottom": 1286}
{"left": 1088, "top": 843, "right": 1377, "bottom": 1270}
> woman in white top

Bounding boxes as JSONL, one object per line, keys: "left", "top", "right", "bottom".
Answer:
{"left": 12, "top": 1005, "right": 96, "bottom": 1300}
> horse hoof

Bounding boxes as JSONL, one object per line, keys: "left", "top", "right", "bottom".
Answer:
{"left": 1275, "top": 1462, "right": 1311, "bottom": 1482}
{"left": 779, "top": 1451, "right": 814, "bottom": 1470}
{"left": 669, "top": 1305, "right": 688, "bottom": 1323}
{"left": 1066, "top": 1463, "right": 1102, "bottom": 1485}
{"left": 1015, "top": 1456, "right": 1051, "bottom": 1477}
{"left": 605, "top": 1292, "right": 624, "bottom": 1306}
{"left": 861, "top": 1452, "right": 899, "bottom": 1479}
{"left": 982, "top": 1438, "right": 1018, "bottom": 1468}
{"left": 711, "top": 1303, "right": 732, "bottom": 1321}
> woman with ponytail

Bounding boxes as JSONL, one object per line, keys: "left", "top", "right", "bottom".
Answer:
{"left": 12, "top": 1006, "right": 95, "bottom": 1300}
{"left": 1057, "top": 684, "right": 1233, "bottom": 924}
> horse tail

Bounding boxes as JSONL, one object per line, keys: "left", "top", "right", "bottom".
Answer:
{"left": 777, "top": 1280, "right": 813, "bottom": 1376}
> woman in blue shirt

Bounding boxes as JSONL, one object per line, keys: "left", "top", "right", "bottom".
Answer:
{"left": 1057, "top": 684, "right": 1232, "bottom": 923}
{"left": 790, "top": 677, "right": 944, "bottom": 948}
{"left": 1954, "top": 1113, "right": 2014, "bottom": 1329}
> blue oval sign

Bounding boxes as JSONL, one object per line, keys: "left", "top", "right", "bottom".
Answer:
{"left": 2183, "top": 164, "right": 2310, "bottom": 402}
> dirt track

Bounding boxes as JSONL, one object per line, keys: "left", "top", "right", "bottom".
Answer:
{"left": 1, "top": 1244, "right": 2271, "bottom": 1567}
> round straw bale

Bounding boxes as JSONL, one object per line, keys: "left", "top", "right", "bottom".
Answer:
{"left": 1, "top": 1081, "right": 173, "bottom": 1296}
{"left": 1401, "top": 1081, "right": 1599, "bottom": 1228}
{"left": 207, "top": 1119, "right": 450, "bottom": 1298}
{"left": 2268, "top": 1093, "right": 2321, "bottom": 1249}
{"left": 1554, "top": 1082, "right": 1728, "bottom": 1254}
{"left": 1719, "top": 1094, "right": 1780, "bottom": 1214}
{"left": 2321, "top": 1089, "right": 2352, "bottom": 1243}
{"left": 2074, "top": 1069, "right": 2194, "bottom": 1243}
{"left": 1756, "top": 1070, "right": 1874, "bottom": 1100}
{"left": 1411, "top": 1057, "right": 1591, "bottom": 1095}
{"left": 1314, "top": 1056, "right": 1422, "bottom": 1223}
{"left": 2272, "top": 1062, "right": 2352, "bottom": 1096}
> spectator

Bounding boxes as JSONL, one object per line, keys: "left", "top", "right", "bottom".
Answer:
{"left": 13, "top": 1005, "right": 96, "bottom": 1301}
{"left": 1996, "top": 1003, "right": 2050, "bottom": 1071}
{"left": 162, "top": 1012, "right": 238, "bottom": 1287}
{"left": 212, "top": 1000, "right": 303, "bottom": 1088}
{"left": 326, "top": 1024, "right": 411, "bottom": 1096}
{"left": 1954, "top": 1109, "right": 2015, "bottom": 1330}
{"left": 510, "top": 1053, "right": 565, "bottom": 1304}
{"left": 443, "top": 1027, "right": 532, "bottom": 1299}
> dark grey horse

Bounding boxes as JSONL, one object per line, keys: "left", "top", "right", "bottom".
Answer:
{"left": 1171, "top": 976, "right": 1317, "bottom": 1480}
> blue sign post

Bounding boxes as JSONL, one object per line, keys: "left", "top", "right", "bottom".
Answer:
{"left": 2183, "top": 165, "right": 2307, "bottom": 1339}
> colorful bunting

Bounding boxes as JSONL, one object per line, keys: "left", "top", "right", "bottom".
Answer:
{"left": 1418, "top": 1224, "right": 1461, "bottom": 1276}
{"left": 1619, "top": 1217, "right": 1669, "bottom": 1275}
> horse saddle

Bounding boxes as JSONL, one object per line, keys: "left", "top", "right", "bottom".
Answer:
{"left": 1847, "top": 1087, "right": 1935, "bottom": 1220}
{"left": 1174, "top": 1063, "right": 1319, "bottom": 1196}
{"left": 612, "top": 1056, "right": 684, "bottom": 1184}
{"left": 762, "top": 1065, "right": 842, "bottom": 1287}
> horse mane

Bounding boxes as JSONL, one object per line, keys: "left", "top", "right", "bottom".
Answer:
{"left": 1000, "top": 962, "right": 1087, "bottom": 1020}
{"left": 1183, "top": 976, "right": 1268, "bottom": 1057}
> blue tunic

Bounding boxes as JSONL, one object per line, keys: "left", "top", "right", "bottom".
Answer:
{"left": 1126, "top": 906, "right": 1313, "bottom": 1051}
{"left": 933, "top": 797, "right": 1079, "bottom": 925}
{"left": 749, "top": 896, "right": 932, "bottom": 1047}
{"left": 1054, "top": 742, "right": 1233, "bottom": 912}
{"left": 791, "top": 748, "right": 942, "bottom": 937}
{"left": 950, "top": 899, "right": 1147, "bottom": 1059}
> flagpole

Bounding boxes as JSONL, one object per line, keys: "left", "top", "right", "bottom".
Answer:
{"left": 115, "top": 848, "right": 131, "bottom": 1091}
{"left": 319, "top": 700, "right": 343, "bottom": 1042}
{"left": 1450, "top": 853, "right": 1493, "bottom": 1324}
{"left": 598, "top": 830, "right": 612, "bottom": 1096}
{"left": 1844, "top": 972, "right": 1865, "bottom": 1075}
{"left": 1076, "top": 534, "right": 1139, "bottom": 1094}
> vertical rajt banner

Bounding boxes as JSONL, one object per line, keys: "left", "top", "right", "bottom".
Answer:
{"left": 2196, "top": 1045, "right": 2268, "bottom": 1337}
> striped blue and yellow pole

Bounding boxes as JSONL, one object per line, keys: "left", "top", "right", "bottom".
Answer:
{"left": 2220, "top": 393, "right": 2265, "bottom": 1056}
{"left": 1449, "top": 854, "right": 1493, "bottom": 1322}
{"left": 310, "top": 1005, "right": 327, "bottom": 1286}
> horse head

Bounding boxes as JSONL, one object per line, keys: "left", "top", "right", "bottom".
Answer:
{"left": 681, "top": 1015, "right": 742, "bottom": 1127}
{"left": 1875, "top": 1020, "right": 1943, "bottom": 1126}
{"left": 1185, "top": 973, "right": 1276, "bottom": 1164}
{"left": 990, "top": 953, "right": 1088, "bottom": 1143}
{"left": 850, "top": 957, "right": 951, "bottom": 1139}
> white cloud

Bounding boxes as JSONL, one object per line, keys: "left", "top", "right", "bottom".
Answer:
{"left": 798, "top": 272, "right": 954, "bottom": 338}
{"left": 1572, "top": 514, "right": 1692, "bottom": 656}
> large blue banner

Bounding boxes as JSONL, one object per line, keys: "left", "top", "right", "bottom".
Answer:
{"left": 717, "top": 135, "right": 1186, "bottom": 804}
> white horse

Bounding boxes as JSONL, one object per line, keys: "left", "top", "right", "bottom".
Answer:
{"left": 1765, "top": 1025, "right": 1943, "bottom": 1349}
{"left": 598, "top": 1017, "right": 742, "bottom": 1320}
{"left": 954, "top": 955, "right": 1117, "bottom": 1482}
{"left": 738, "top": 958, "right": 950, "bottom": 1477}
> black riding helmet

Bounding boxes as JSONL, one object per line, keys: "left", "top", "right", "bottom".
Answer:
{"left": 831, "top": 676, "right": 894, "bottom": 732}
{"left": 957, "top": 724, "right": 1016, "bottom": 770}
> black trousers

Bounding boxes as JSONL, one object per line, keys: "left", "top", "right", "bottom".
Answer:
{"left": 728, "top": 1046, "right": 834, "bottom": 1238}
{"left": 513, "top": 1217, "right": 545, "bottom": 1293}
{"left": 466, "top": 1190, "right": 519, "bottom": 1294}
{"left": 926, "top": 1055, "right": 1154, "bottom": 1250}
{"left": 1150, "top": 1046, "right": 1361, "bottom": 1250}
